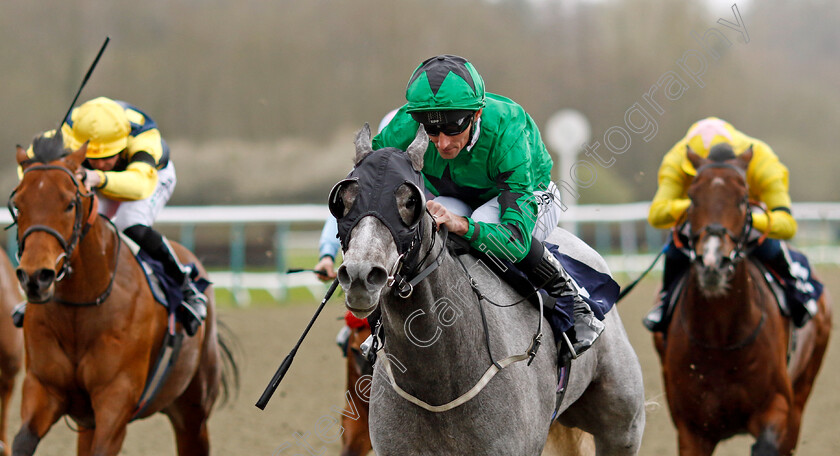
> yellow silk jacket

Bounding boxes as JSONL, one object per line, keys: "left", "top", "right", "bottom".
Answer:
{"left": 648, "top": 117, "right": 795, "bottom": 239}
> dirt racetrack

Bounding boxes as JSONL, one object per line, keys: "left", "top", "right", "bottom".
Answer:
{"left": 6, "top": 267, "right": 840, "bottom": 455}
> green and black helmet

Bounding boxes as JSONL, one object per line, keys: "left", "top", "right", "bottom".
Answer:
{"left": 405, "top": 55, "right": 485, "bottom": 126}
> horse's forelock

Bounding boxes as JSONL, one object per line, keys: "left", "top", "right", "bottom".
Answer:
{"left": 707, "top": 143, "right": 736, "bottom": 162}
{"left": 31, "top": 130, "right": 70, "bottom": 163}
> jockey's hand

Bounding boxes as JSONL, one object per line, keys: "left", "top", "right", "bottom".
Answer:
{"left": 77, "top": 168, "right": 101, "bottom": 190}
{"left": 314, "top": 256, "right": 336, "bottom": 282}
{"left": 426, "top": 200, "right": 469, "bottom": 236}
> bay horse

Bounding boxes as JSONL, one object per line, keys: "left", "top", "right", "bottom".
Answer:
{"left": 9, "top": 135, "right": 237, "bottom": 456}
{"left": 340, "top": 319, "right": 373, "bottom": 456}
{"left": 654, "top": 147, "right": 832, "bottom": 455}
{"left": 0, "top": 248, "right": 23, "bottom": 456}
{"left": 332, "top": 124, "right": 644, "bottom": 455}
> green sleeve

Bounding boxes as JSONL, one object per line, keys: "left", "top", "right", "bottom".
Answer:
{"left": 466, "top": 132, "right": 537, "bottom": 263}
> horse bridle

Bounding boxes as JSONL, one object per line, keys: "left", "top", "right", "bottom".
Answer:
{"left": 9, "top": 164, "right": 102, "bottom": 281}
{"left": 385, "top": 210, "right": 448, "bottom": 299}
{"left": 675, "top": 161, "right": 768, "bottom": 271}
{"left": 9, "top": 164, "right": 120, "bottom": 306}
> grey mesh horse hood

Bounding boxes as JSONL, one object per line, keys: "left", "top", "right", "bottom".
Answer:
{"left": 329, "top": 124, "right": 429, "bottom": 254}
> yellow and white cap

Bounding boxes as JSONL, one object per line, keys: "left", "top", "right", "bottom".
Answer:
{"left": 63, "top": 97, "right": 130, "bottom": 159}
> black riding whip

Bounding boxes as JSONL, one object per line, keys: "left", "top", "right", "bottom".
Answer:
{"left": 255, "top": 278, "right": 340, "bottom": 410}
{"left": 286, "top": 268, "right": 328, "bottom": 275}
{"left": 58, "top": 36, "right": 110, "bottom": 129}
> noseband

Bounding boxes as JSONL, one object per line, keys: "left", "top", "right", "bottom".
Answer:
{"left": 9, "top": 164, "right": 99, "bottom": 282}
{"left": 685, "top": 210, "right": 750, "bottom": 270}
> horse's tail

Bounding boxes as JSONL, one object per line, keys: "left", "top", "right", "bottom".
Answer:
{"left": 216, "top": 319, "right": 241, "bottom": 407}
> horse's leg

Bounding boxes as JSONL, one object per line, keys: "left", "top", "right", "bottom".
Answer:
{"left": 541, "top": 423, "right": 595, "bottom": 456}
{"left": 164, "top": 404, "right": 211, "bottom": 456}
{"left": 0, "top": 354, "right": 21, "bottom": 456}
{"left": 11, "top": 376, "right": 65, "bottom": 456}
{"left": 341, "top": 344, "right": 372, "bottom": 456}
{"left": 163, "top": 366, "right": 215, "bottom": 456}
{"left": 751, "top": 426, "right": 784, "bottom": 456}
{"left": 75, "top": 428, "right": 94, "bottom": 456}
{"left": 675, "top": 423, "right": 716, "bottom": 456}
{"left": 747, "top": 393, "right": 792, "bottom": 456}
{"left": 85, "top": 381, "right": 139, "bottom": 456}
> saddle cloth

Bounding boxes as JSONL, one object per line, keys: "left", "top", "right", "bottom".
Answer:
{"left": 119, "top": 233, "right": 210, "bottom": 315}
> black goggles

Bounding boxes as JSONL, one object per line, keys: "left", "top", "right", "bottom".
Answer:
{"left": 410, "top": 111, "right": 475, "bottom": 137}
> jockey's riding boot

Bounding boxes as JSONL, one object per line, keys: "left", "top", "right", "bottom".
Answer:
{"left": 336, "top": 325, "right": 351, "bottom": 356}
{"left": 11, "top": 301, "right": 26, "bottom": 328}
{"left": 761, "top": 245, "right": 818, "bottom": 327}
{"left": 519, "top": 240, "right": 604, "bottom": 358}
{"left": 124, "top": 225, "right": 207, "bottom": 336}
{"left": 177, "top": 265, "right": 208, "bottom": 336}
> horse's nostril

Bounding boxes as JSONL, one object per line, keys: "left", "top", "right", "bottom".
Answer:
{"left": 37, "top": 268, "right": 56, "bottom": 285}
{"left": 337, "top": 265, "right": 351, "bottom": 285}
{"left": 367, "top": 267, "right": 387, "bottom": 288}
{"left": 15, "top": 269, "right": 26, "bottom": 284}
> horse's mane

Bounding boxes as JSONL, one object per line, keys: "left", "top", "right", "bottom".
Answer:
{"left": 707, "top": 143, "right": 736, "bottom": 162}
{"left": 30, "top": 130, "right": 70, "bottom": 163}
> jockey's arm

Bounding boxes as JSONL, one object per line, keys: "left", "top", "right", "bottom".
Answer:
{"left": 649, "top": 147, "right": 691, "bottom": 229}
{"left": 747, "top": 142, "right": 796, "bottom": 240}
{"left": 94, "top": 160, "right": 158, "bottom": 201}
{"left": 463, "top": 146, "right": 537, "bottom": 263}
{"left": 313, "top": 217, "right": 340, "bottom": 281}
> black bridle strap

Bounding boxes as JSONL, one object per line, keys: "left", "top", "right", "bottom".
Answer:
{"left": 694, "top": 161, "right": 746, "bottom": 179}
{"left": 54, "top": 216, "right": 121, "bottom": 307}
{"left": 20, "top": 225, "right": 69, "bottom": 252}
{"left": 397, "top": 225, "right": 449, "bottom": 297}
{"left": 390, "top": 211, "right": 437, "bottom": 298}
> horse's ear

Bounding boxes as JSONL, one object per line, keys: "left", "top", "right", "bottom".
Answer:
{"left": 405, "top": 124, "right": 428, "bottom": 172}
{"left": 354, "top": 123, "right": 373, "bottom": 166}
{"left": 737, "top": 145, "right": 754, "bottom": 170}
{"left": 64, "top": 143, "right": 88, "bottom": 170}
{"left": 686, "top": 145, "right": 706, "bottom": 172}
{"left": 16, "top": 145, "right": 31, "bottom": 169}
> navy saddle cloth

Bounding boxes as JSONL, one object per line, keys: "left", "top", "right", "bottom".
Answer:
{"left": 134, "top": 249, "right": 211, "bottom": 315}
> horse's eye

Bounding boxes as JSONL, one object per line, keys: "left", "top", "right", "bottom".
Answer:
{"left": 66, "top": 201, "right": 76, "bottom": 212}
{"left": 406, "top": 195, "right": 416, "bottom": 208}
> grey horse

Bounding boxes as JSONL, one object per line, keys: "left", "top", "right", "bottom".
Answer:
{"left": 335, "top": 124, "right": 645, "bottom": 456}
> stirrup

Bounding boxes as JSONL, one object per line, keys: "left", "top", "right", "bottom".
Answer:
{"left": 560, "top": 332, "right": 578, "bottom": 364}
{"left": 181, "top": 278, "right": 208, "bottom": 316}
{"left": 176, "top": 302, "right": 203, "bottom": 336}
